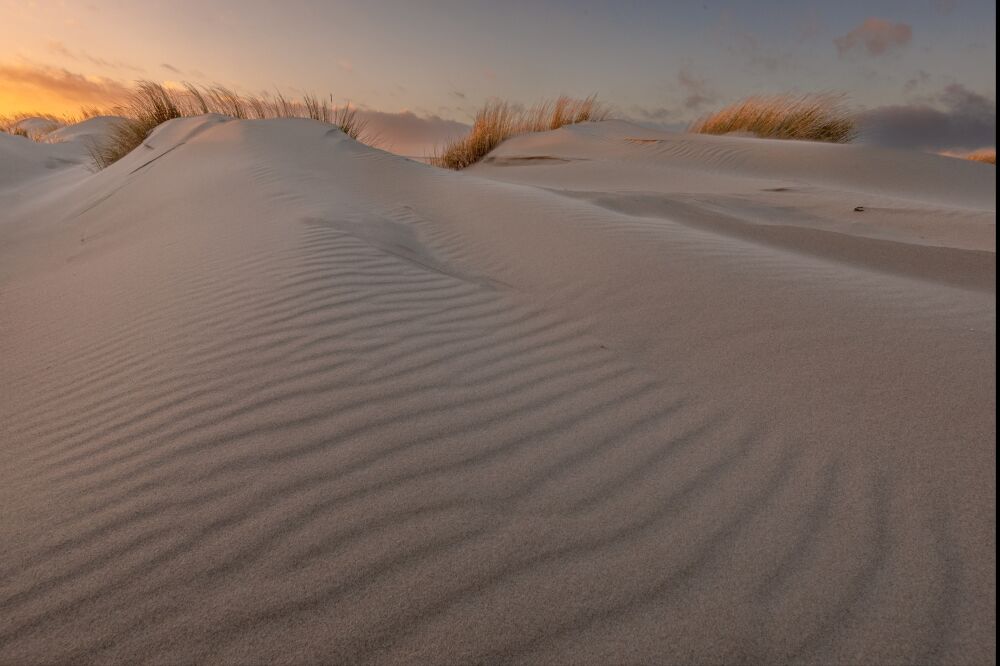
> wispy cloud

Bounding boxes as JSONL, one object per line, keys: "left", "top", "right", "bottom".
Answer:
{"left": 629, "top": 105, "right": 674, "bottom": 122}
{"left": 930, "top": 0, "right": 959, "bottom": 15}
{"left": 45, "top": 41, "right": 144, "bottom": 73}
{"left": 678, "top": 67, "right": 716, "bottom": 110}
{"left": 627, "top": 65, "right": 716, "bottom": 125}
{"left": 902, "top": 69, "right": 931, "bottom": 95}
{"left": 834, "top": 18, "right": 912, "bottom": 57}
{"left": 161, "top": 63, "right": 183, "bottom": 74}
{"left": 715, "top": 12, "right": 802, "bottom": 74}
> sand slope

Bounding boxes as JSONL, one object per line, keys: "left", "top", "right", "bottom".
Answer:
{"left": 0, "top": 117, "right": 995, "bottom": 664}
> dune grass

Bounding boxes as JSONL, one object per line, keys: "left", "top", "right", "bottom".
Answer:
{"left": 431, "top": 95, "right": 610, "bottom": 170}
{"left": 87, "top": 82, "right": 181, "bottom": 168}
{"left": 88, "top": 80, "right": 374, "bottom": 169}
{"left": 963, "top": 148, "right": 996, "bottom": 165}
{"left": 0, "top": 124, "right": 30, "bottom": 138}
{"left": 690, "top": 94, "right": 856, "bottom": 143}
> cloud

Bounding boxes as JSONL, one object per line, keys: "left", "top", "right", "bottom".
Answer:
{"left": 161, "top": 63, "right": 183, "bottom": 74}
{"left": 930, "top": 0, "right": 959, "bottom": 15}
{"left": 859, "top": 84, "right": 995, "bottom": 151}
{"left": 716, "top": 12, "right": 799, "bottom": 74}
{"left": 356, "top": 110, "right": 469, "bottom": 157}
{"left": 835, "top": 18, "right": 912, "bottom": 57}
{"left": 0, "top": 62, "right": 131, "bottom": 113}
{"left": 337, "top": 59, "right": 354, "bottom": 73}
{"left": 677, "top": 68, "right": 716, "bottom": 110}
{"left": 629, "top": 105, "right": 675, "bottom": 122}
{"left": 45, "top": 40, "right": 144, "bottom": 73}
{"left": 623, "top": 108, "right": 688, "bottom": 133}
{"left": 46, "top": 41, "right": 76, "bottom": 59}
{"left": 626, "top": 66, "right": 716, "bottom": 126}
{"left": 902, "top": 69, "right": 931, "bottom": 95}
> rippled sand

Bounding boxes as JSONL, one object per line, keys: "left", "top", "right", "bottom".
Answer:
{"left": 0, "top": 117, "right": 994, "bottom": 663}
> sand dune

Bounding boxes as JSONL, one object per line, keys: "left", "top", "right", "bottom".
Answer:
{"left": 0, "top": 116, "right": 994, "bottom": 664}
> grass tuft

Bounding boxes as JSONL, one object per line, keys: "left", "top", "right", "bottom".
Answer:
{"left": 88, "top": 82, "right": 181, "bottom": 168}
{"left": 432, "top": 95, "right": 609, "bottom": 170}
{"left": 690, "top": 94, "right": 856, "bottom": 143}
{"left": 88, "top": 80, "right": 377, "bottom": 169}
{"left": 963, "top": 148, "right": 995, "bottom": 165}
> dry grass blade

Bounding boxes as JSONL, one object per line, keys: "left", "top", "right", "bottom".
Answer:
{"left": 1, "top": 125, "right": 31, "bottom": 138}
{"left": 303, "top": 94, "right": 331, "bottom": 123}
{"left": 432, "top": 94, "right": 609, "bottom": 170}
{"left": 690, "top": 94, "right": 856, "bottom": 143}
{"left": 334, "top": 102, "right": 370, "bottom": 140}
{"left": 88, "top": 81, "right": 182, "bottom": 169}
{"left": 964, "top": 148, "right": 996, "bottom": 165}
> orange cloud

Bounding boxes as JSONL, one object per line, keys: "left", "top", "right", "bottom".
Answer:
{"left": 0, "top": 62, "right": 131, "bottom": 116}
{"left": 834, "top": 18, "right": 912, "bottom": 57}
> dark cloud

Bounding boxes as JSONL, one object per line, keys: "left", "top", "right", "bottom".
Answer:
{"left": 161, "top": 63, "right": 183, "bottom": 74}
{"left": 859, "top": 84, "right": 995, "bottom": 151}
{"left": 834, "top": 18, "right": 912, "bottom": 57}
{"left": 356, "top": 110, "right": 469, "bottom": 157}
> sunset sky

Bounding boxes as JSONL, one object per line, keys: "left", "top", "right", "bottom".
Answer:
{"left": 1, "top": 0, "right": 995, "bottom": 152}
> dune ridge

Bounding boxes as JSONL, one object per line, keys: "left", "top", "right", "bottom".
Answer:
{"left": 0, "top": 116, "right": 995, "bottom": 664}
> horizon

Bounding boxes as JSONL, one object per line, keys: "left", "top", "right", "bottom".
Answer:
{"left": 0, "top": 0, "right": 995, "bottom": 154}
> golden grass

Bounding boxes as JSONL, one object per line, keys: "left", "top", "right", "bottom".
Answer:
{"left": 0, "top": 125, "right": 30, "bottom": 138}
{"left": 690, "top": 94, "right": 856, "bottom": 143}
{"left": 431, "top": 95, "right": 610, "bottom": 170}
{"left": 89, "top": 81, "right": 375, "bottom": 169}
{"left": 964, "top": 148, "right": 995, "bottom": 165}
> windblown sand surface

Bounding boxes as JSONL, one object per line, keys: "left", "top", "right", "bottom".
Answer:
{"left": 0, "top": 117, "right": 995, "bottom": 664}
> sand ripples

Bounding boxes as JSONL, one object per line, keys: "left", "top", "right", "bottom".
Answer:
{"left": 0, "top": 118, "right": 993, "bottom": 664}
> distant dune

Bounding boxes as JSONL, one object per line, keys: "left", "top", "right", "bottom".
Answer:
{"left": 0, "top": 116, "right": 995, "bottom": 664}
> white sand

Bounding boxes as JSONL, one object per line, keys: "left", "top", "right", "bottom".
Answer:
{"left": 44, "top": 116, "right": 126, "bottom": 146}
{"left": 0, "top": 116, "right": 995, "bottom": 664}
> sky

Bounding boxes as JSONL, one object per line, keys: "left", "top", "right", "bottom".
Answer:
{"left": 1, "top": 0, "right": 995, "bottom": 153}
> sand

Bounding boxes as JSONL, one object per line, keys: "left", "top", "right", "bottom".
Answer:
{"left": 0, "top": 116, "right": 995, "bottom": 664}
